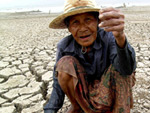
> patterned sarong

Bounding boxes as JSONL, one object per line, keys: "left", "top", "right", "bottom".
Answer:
{"left": 56, "top": 56, "right": 135, "bottom": 113}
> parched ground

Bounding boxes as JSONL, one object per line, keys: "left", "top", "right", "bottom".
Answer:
{"left": 0, "top": 6, "right": 150, "bottom": 113}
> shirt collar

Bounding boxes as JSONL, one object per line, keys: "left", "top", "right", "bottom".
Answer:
{"left": 63, "top": 35, "right": 77, "bottom": 53}
{"left": 92, "top": 28, "right": 102, "bottom": 50}
{"left": 93, "top": 32, "right": 102, "bottom": 50}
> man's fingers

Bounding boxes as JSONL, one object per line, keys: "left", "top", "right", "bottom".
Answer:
{"left": 102, "top": 24, "right": 124, "bottom": 32}
{"left": 99, "top": 18, "right": 124, "bottom": 28}
{"left": 99, "top": 11, "right": 125, "bottom": 21}
{"left": 98, "top": 7, "right": 125, "bottom": 36}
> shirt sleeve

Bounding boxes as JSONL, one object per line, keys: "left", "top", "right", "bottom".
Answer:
{"left": 109, "top": 33, "right": 136, "bottom": 75}
{"left": 43, "top": 46, "right": 65, "bottom": 112}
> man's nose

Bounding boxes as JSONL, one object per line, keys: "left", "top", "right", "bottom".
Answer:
{"left": 79, "top": 23, "right": 88, "bottom": 31}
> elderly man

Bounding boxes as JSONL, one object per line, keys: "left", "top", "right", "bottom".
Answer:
{"left": 44, "top": 0, "right": 136, "bottom": 113}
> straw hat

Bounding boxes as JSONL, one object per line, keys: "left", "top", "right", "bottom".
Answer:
{"left": 49, "top": 0, "right": 100, "bottom": 29}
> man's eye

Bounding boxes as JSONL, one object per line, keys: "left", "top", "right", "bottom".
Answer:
{"left": 71, "top": 20, "right": 79, "bottom": 26}
{"left": 73, "top": 20, "right": 78, "bottom": 24}
{"left": 85, "top": 18, "right": 92, "bottom": 22}
{"left": 87, "top": 18, "right": 91, "bottom": 20}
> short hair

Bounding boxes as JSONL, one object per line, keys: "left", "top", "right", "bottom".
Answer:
{"left": 64, "top": 12, "right": 99, "bottom": 28}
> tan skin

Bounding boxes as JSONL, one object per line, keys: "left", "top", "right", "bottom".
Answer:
{"left": 99, "top": 7, "right": 126, "bottom": 48}
{"left": 58, "top": 8, "right": 126, "bottom": 113}
{"left": 68, "top": 12, "right": 98, "bottom": 49}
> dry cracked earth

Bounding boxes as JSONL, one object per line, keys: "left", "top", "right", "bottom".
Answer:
{"left": 0, "top": 6, "right": 150, "bottom": 113}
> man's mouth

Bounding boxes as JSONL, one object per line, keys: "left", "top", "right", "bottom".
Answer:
{"left": 80, "top": 34, "right": 91, "bottom": 39}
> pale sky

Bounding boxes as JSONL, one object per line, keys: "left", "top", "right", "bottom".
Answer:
{"left": 0, "top": 0, "right": 150, "bottom": 9}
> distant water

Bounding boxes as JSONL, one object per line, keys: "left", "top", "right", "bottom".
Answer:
{"left": 0, "top": 6, "right": 64, "bottom": 13}
{"left": 0, "top": 3, "right": 150, "bottom": 13}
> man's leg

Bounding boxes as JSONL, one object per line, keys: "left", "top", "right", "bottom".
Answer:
{"left": 57, "top": 72, "right": 82, "bottom": 113}
{"left": 56, "top": 56, "right": 84, "bottom": 113}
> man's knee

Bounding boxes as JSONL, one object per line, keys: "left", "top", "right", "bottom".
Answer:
{"left": 57, "top": 71, "right": 74, "bottom": 96}
{"left": 58, "top": 71, "right": 72, "bottom": 87}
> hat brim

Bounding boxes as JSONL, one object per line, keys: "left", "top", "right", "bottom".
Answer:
{"left": 49, "top": 8, "right": 100, "bottom": 29}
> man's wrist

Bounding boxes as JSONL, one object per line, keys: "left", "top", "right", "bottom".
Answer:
{"left": 115, "top": 32, "right": 126, "bottom": 48}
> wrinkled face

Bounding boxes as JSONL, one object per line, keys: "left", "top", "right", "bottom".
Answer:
{"left": 68, "top": 12, "right": 98, "bottom": 47}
